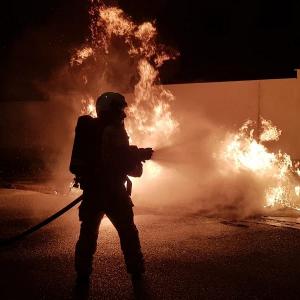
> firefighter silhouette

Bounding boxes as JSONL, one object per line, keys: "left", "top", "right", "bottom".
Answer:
{"left": 70, "top": 92, "right": 153, "bottom": 284}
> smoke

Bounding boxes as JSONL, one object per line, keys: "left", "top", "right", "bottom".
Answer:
{"left": 130, "top": 113, "right": 267, "bottom": 219}
{"left": 37, "top": 46, "right": 139, "bottom": 188}
{"left": 1, "top": 2, "right": 286, "bottom": 220}
{"left": 38, "top": 3, "right": 178, "bottom": 188}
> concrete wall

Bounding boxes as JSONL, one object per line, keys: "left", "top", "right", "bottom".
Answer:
{"left": 1, "top": 75, "right": 299, "bottom": 158}
{"left": 167, "top": 76, "right": 300, "bottom": 159}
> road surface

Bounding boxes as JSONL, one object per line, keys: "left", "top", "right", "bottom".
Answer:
{"left": 1, "top": 188, "right": 300, "bottom": 299}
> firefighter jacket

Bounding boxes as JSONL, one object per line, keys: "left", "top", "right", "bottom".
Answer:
{"left": 70, "top": 115, "right": 143, "bottom": 192}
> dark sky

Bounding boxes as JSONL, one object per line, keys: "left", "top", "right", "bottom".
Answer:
{"left": 0, "top": 0, "right": 299, "bottom": 101}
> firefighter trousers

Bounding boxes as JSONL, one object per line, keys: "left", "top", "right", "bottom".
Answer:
{"left": 75, "top": 203, "right": 144, "bottom": 277}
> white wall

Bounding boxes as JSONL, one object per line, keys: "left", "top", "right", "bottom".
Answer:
{"left": 1, "top": 75, "right": 299, "bottom": 159}
{"left": 167, "top": 76, "right": 300, "bottom": 159}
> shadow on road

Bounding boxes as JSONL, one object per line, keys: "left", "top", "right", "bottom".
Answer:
{"left": 72, "top": 281, "right": 90, "bottom": 300}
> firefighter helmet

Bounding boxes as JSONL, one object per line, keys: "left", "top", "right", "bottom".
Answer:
{"left": 96, "top": 92, "right": 127, "bottom": 115}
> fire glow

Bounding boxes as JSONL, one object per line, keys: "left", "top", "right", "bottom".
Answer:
{"left": 70, "top": 2, "right": 300, "bottom": 212}
{"left": 70, "top": 3, "right": 179, "bottom": 178}
{"left": 221, "top": 118, "right": 300, "bottom": 209}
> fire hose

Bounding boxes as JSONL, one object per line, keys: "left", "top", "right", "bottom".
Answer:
{"left": 0, "top": 148, "right": 149, "bottom": 247}
{"left": 0, "top": 194, "right": 83, "bottom": 247}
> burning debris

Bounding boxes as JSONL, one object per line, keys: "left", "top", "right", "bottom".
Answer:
{"left": 220, "top": 118, "right": 300, "bottom": 210}
{"left": 68, "top": 2, "right": 300, "bottom": 216}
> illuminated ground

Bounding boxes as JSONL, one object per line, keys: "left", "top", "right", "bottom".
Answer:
{"left": 1, "top": 189, "right": 300, "bottom": 299}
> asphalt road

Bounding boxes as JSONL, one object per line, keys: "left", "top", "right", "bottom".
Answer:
{"left": 1, "top": 189, "right": 300, "bottom": 299}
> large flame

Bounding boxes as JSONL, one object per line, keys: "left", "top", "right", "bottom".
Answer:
{"left": 221, "top": 118, "right": 300, "bottom": 209}
{"left": 70, "top": 2, "right": 179, "bottom": 179}
{"left": 70, "top": 3, "right": 300, "bottom": 213}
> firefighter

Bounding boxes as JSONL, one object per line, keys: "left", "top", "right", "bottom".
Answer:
{"left": 70, "top": 92, "right": 153, "bottom": 285}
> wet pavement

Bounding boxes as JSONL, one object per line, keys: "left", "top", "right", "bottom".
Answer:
{"left": 1, "top": 188, "right": 300, "bottom": 299}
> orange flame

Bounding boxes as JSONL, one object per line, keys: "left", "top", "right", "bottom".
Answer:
{"left": 70, "top": 47, "right": 94, "bottom": 66}
{"left": 71, "top": 4, "right": 179, "bottom": 144}
{"left": 80, "top": 96, "right": 97, "bottom": 118}
{"left": 70, "top": 2, "right": 179, "bottom": 178}
{"left": 221, "top": 118, "right": 300, "bottom": 209}
{"left": 259, "top": 118, "right": 282, "bottom": 142}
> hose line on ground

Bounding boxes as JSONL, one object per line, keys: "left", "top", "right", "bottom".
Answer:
{"left": 0, "top": 195, "right": 83, "bottom": 247}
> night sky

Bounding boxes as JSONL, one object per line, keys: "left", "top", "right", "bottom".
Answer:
{"left": 0, "top": 0, "right": 299, "bottom": 101}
